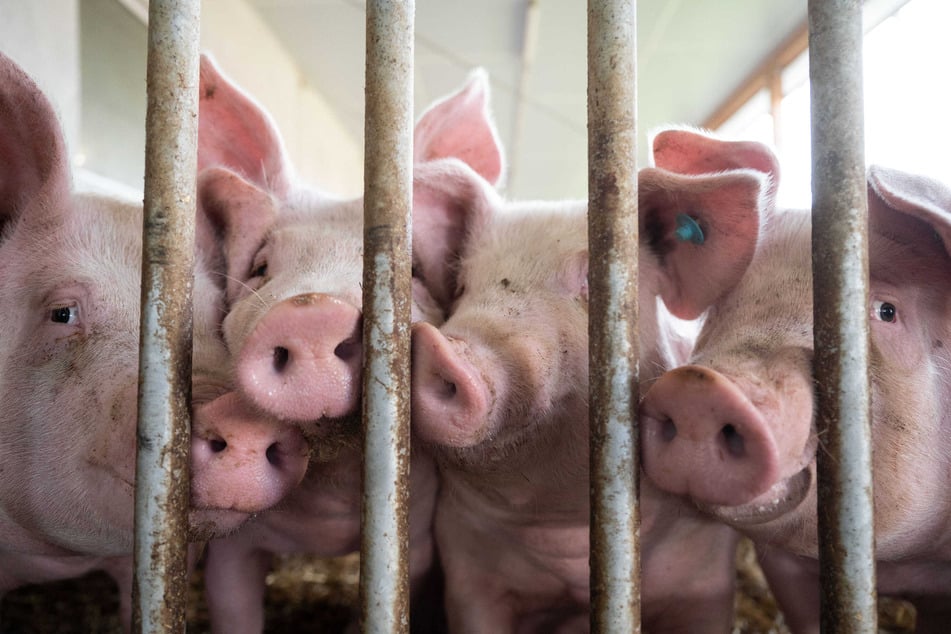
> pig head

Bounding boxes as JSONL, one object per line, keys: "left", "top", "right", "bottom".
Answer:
{"left": 0, "top": 50, "right": 309, "bottom": 612}
{"left": 640, "top": 129, "right": 951, "bottom": 629}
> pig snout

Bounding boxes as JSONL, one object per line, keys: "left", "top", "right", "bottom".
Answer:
{"left": 640, "top": 365, "right": 781, "bottom": 507}
{"left": 411, "top": 321, "right": 493, "bottom": 447}
{"left": 191, "top": 392, "right": 309, "bottom": 515}
{"left": 237, "top": 293, "right": 362, "bottom": 422}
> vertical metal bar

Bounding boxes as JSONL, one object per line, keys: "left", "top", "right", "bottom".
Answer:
{"left": 808, "top": 0, "right": 877, "bottom": 631}
{"left": 587, "top": 0, "right": 639, "bottom": 632}
{"left": 132, "top": 1, "right": 200, "bottom": 632}
{"left": 361, "top": 1, "right": 414, "bottom": 632}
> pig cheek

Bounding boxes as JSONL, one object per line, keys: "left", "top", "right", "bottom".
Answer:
{"left": 868, "top": 353, "right": 946, "bottom": 554}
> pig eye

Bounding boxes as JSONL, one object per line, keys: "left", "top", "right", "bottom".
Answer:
{"left": 872, "top": 300, "right": 897, "bottom": 323}
{"left": 249, "top": 256, "right": 268, "bottom": 279}
{"left": 50, "top": 305, "right": 80, "bottom": 325}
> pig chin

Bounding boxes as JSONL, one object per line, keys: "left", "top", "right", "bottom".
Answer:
{"left": 188, "top": 509, "right": 251, "bottom": 540}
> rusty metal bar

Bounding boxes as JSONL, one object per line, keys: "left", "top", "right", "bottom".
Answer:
{"left": 808, "top": 0, "right": 877, "bottom": 631}
{"left": 587, "top": 0, "right": 640, "bottom": 631}
{"left": 132, "top": 1, "right": 200, "bottom": 632}
{"left": 360, "top": 1, "right": 414, "bottom": 632}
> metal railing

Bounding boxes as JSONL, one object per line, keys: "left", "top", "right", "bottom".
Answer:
{"left": 128, "top": 0, "right": 874, "bottom": 631}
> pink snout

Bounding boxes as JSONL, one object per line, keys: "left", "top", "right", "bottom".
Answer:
{"left": 191, "top": 392, "right": 309, "bottom": 515}
{"left": 237, "top": 293, "right": 362, "bottom": 422}
{"left": 640, "top": 365, "right": 779, "bottom": 507}
{"left": 411, "top": 321, "right": 492, "bottom": 447}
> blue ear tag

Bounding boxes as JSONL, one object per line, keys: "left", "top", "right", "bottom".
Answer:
{"left": 674, "top": 213, "right": 705, "bottom": 245}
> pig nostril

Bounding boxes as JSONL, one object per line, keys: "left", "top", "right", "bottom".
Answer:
{"left": 660, "top": 419, "right": 677, "bottom": 442}
{"left": 273, "top": 346, "right": 290, "bottom": 373}
{"left": 265, "top": 442, "right": 282, "bottom": 467}
{"left": 439, "top": 379, "right": 458, "bottom": 400}
{"left": 721, "top": 424, "right": 745, "bottom": 458}
{"left": 210, "top": 438, "right": 227, "bottom": 453}
{"left": 334, "top": 338, "right": 360, "bottom": 362}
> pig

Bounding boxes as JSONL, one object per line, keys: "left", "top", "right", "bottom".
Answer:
{"left": 639, "top": 129, "right": 951, "bottom": 632}
{"left": 0, "top": 51, "right": 309, "bottom": 629}
{"left": 410, "top": 123, "right": 774, "bottom": 630}
{"left": 195, "top": 56, "right": 507, "bottom": 633}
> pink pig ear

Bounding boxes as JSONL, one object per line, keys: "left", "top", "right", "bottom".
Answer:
{"left": 412, "top": 160, "right": 497, "bottom": 309}
{"left": 639, "top": 167, "right": 767, "bottom": 319}
{"left": 198, "top": 53, "right": 293, "bottom": 198}
{"left": 0, "top": 52, "right": 71, "bottom": 233}
{"left": 652, "top": 128, "right": 781, "bottom": 200}
{"left": 198, "top": 167, "right": 278, "bottom": 303}
{"left": 414, "top": 68, "right": 505, "bottom": 187}
{"left": 867, "top": 165, "right": 951, "bottom": 257}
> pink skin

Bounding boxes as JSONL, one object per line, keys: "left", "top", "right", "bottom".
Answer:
{"left": 0, "top": 52, "right": 310, "bottom": 630}
{"left": 196, "top": 56, "right": 507, "bottom": 633}
{"left": 411, "top": 126, "right": 773, "bottom": 631}
{"left": 640, "top": 139, "right": 951, "bottom": 631}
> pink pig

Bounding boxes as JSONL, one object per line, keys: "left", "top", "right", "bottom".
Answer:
{"left": 410, "top": 120, "right": 773, "bottom": 629}
{"left": 194, "top": 56, "right": 508, "bottom": 632}
{"left": 0, "top": 51, "right": 310, "bottom": 629}
{"left": 640, "top": 129, "right": 951, "bottom": 631}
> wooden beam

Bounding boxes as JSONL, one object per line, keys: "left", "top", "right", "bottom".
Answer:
{"left": 702, "top": 20, "right": 808, "bottom": 130}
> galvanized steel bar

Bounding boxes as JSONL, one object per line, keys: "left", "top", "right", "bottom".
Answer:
{"left": 361, "top": 1, "right": 414, "bottom": 632}
{"left": 132, "top": 1, "right": 200, "bottom": 632}
{"left": 587, "top": 0, "right": 640, "bottom": 632}
{"left": 808, "top": 0, "right": 877, "bottom": 631}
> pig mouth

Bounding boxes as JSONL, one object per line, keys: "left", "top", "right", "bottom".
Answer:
{"left": 188, "top": 508, "right": 251, "bottom": 540}
{"left": 701, "top": 463, "right": 813, "bottom": 527}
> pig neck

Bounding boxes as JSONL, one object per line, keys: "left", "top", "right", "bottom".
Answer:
{"left": 440, "top": 398, "right": 591, "bottom": 525}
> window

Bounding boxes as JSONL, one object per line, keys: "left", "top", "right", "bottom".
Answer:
{"left": 716, "top": 0, "right": 950, "bottom": 210}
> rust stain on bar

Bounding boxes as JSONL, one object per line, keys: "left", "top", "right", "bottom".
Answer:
{"left": 808, "top": 0, "right": 878, "bottom": 631}
{"left": 361, "top": 1, "right": 414, "bottom": 632}
{"left": 587, "top": 0, "right": 640, "bottom": 631}
{"left": 132, "top": 0, "right": 200, "bottom": 632}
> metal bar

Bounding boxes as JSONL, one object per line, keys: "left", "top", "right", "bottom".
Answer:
{"left": 360, "top": 1, "right": 415, "bottom": 632}
{"left": 808, "top": 0, "right": 877, "bottom": 631}
{"left": 587, "top": 0, "right": 640, "bottom": 632}
{"left": 132, "top": 1, "right": 200, "bottom": 632}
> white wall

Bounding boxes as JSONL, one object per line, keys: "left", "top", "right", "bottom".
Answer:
{"left": 0, "top": 0, "right": 81, "bottom": 152}
{"left": 0, "top": 0, "right": 362, "bottom": 197}
{"left": 200, "top": 0, "right": 363, "bottom": 196}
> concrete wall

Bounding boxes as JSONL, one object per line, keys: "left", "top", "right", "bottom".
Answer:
{"left": 0, "top": 0, "right": 362, "bottom": 196}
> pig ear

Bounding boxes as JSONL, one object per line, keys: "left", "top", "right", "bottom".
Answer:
{"left": 198, "top": 167, "right": 278, "bottom": 303}
{"left": 867, "top": 165, "right": 951, "bottom": 257}
{"left": 0, "top": 52, "right": 72, "bottom": 235}
{"left": 412, "top": 160, "right": 496, "bottom": 308}
{"left": 198, "top": 53, "right": 293, "bottom": 198}
{"left": 639, "top": 167, "right": 766, "bottom": 319}
{"left": 414, "top": 68, "right": 505, "bottom": 186}
{"left": 652, "top": 128, "right": 780, "bottom": 200}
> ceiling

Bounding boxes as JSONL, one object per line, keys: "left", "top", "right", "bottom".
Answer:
{"left": 246, "top": 0, "right": 808, "bottom": 200}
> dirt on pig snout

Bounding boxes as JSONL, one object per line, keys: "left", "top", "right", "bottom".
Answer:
{"left": 0, "top": 541, "right": 917, "bottom": 633}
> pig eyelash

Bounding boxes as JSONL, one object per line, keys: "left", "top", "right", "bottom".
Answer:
{"left": 222, "top": 273, "right": 270, "bottom": 312}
